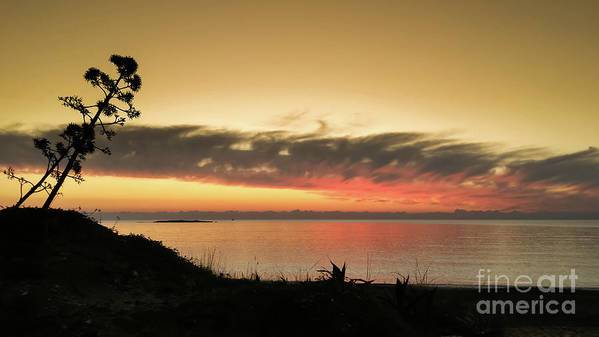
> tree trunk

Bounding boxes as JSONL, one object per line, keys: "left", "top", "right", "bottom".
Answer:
{"left": 42, "top": 150, "right": 78, "bottom": 209}
{"left": 14, "top": 168, "right": 55, "bottom": 208}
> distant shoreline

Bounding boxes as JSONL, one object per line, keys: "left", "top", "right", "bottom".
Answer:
{"left": 100, "top": 209, "right": 599, "bottom": 221}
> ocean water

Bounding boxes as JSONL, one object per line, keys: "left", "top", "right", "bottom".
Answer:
{"left": 105, "top": 219, "right": 599, "bottom": 287}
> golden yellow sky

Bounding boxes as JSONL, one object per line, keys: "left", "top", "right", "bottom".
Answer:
{"left": 1, "top": 1, "right": 598, "bottom": 211}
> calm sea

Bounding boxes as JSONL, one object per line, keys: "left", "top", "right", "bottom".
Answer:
{"left": 105, "top": 219, "right": 599, "bottom": 287}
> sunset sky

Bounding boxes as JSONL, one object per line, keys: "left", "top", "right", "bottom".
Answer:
{"left": 1, "top": 0, "right": 598, "bottom": 212}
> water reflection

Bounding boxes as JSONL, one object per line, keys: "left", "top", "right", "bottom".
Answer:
{"left": 109, "top": 219, "right": 599, "bottom": 286}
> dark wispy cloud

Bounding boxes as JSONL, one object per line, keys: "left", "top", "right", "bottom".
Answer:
{"left": 509, "top": 147, "right": 599, "bottom": 188}
{"left": 1, "top": 125, "right": 598, "bottom": 211}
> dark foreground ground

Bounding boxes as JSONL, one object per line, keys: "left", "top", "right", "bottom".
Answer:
{"left": 1, "top": 208, "right": 598, "bottom": 337}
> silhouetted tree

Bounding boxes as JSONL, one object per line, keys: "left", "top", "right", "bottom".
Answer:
{"left": 41, "top": 55, "right": 142, "bottom": 209}
{"left": 4, "top": 55, "right": 141, "bottom": 208}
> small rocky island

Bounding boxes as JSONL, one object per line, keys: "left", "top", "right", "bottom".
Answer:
{"left": 153, "top": 219, "right": 215, "bottom": 223}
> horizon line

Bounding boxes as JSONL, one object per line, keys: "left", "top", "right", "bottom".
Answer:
{"left": 95, "top": 209, "right": 599, "bottom": 220}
